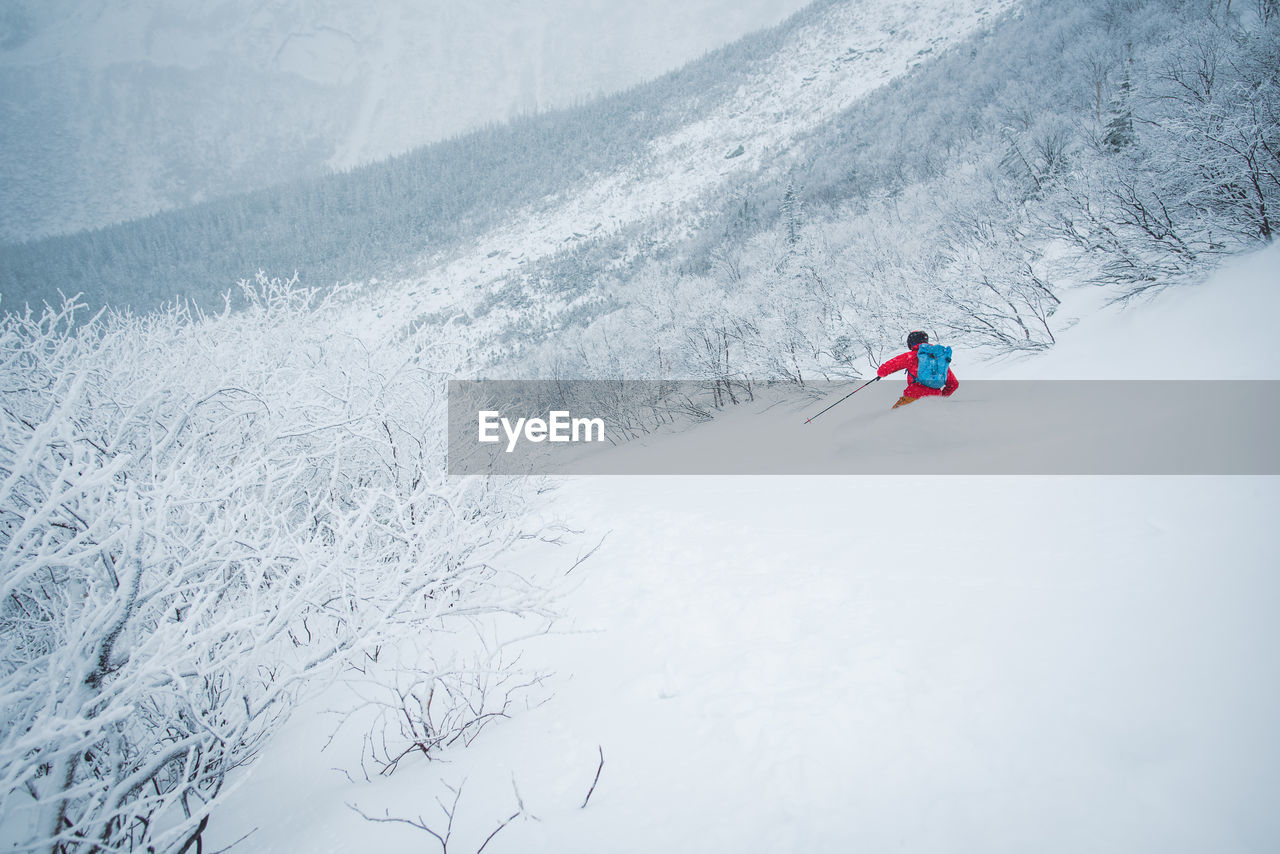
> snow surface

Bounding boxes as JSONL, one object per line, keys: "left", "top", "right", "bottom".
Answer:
{"left": 983, "top": 244, "right": 1280, "bottom": 380}
{"left": 539, "top": 378, "right": 1278, "bottom": 475}
{"left": 207, "top": 228, "right": 1280, "bottom": 849}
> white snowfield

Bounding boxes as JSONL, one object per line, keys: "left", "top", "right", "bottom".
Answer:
{"left": 208, "top": 237, "right": 1280, "bottom": 848}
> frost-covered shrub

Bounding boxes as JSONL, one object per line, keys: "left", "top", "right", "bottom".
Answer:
{"left": 0, "top": 277, "right": 550, "bottom": 853}
{"left": 1050, "top": 13, "right": 1279, "bottom": 298}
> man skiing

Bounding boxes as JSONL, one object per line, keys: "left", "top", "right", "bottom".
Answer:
{"left": 877, "top": 330, "right": 958, "bottom": 409}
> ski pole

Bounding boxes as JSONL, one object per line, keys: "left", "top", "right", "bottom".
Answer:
{"left": 803, "top": 376, "right": 880, "bottom": 424}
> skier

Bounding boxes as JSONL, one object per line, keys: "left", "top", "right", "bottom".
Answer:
{"left": 877, "top": 330, "right": 958, "bottom": 408}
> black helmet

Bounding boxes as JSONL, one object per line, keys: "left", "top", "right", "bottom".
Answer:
{"left": 907, "top": 330, "right": 928, "bottom": 349}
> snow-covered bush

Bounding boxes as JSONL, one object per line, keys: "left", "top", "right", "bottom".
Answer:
{"left": 1050, "top": 12, "right": 1279, "bottom": 298}
{"left": 0, "top": 277, "right": 550, "bottom": 853}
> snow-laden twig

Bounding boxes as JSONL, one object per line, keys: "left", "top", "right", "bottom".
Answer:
{"left": 581, "top": 746, "right": 606, "bottom": 809}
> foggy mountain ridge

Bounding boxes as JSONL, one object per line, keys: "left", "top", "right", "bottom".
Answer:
{"left": 0, "top": 0, "right": 809, "bottom": 243}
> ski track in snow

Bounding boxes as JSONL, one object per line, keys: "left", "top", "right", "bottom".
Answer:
{"left": 207, "top": 233, "right": 1280, "bottom": 852}
{"left": 356, "top": 0, "right": 1019, "bottom": 339}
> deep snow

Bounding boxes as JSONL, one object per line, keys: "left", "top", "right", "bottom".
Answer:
{"left": 206, "top": 247, "right": 1280, "bottom": 850}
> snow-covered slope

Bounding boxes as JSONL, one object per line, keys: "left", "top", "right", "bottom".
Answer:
{"left": 985, "top": 245, "right": 1280, "bottom": 380}
{"left": 0, "top": 0, "right": 808, "bottom": 242}
{"left": 206, "top": 196, "right": 1280, "bottom": 853}
{"left": 538, "top": 245, "right": 1280, "bottom": 475}
{"left": 357, "top": 0, "right": 1019, "bottom": 343}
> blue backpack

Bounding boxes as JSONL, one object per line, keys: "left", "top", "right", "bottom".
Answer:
{"left": 914, "top": 344, "right": 952, "bottom": 389}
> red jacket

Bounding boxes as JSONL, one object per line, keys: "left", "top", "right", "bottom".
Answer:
{"left": 877, "top": 344, "right": 959, "bottom": 398}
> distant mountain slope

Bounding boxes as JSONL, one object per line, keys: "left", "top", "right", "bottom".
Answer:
{"left": 0, "top": 0, "right": 808, "bottom": 242}
{"left": 0, "top": 0, "right": 1016, "bottom": 315}
{"left": 344, "top": 0, "right": 1030, "bottom": 355}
